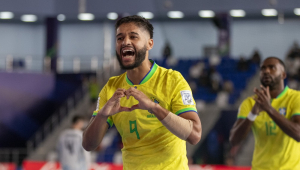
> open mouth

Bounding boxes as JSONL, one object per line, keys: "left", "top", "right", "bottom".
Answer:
{"left": 121, "top": 48, "right": 135, "bottom": 60}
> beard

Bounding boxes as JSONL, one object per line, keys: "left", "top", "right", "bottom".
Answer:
{"left": 260, "top": 75, "right": 281, "bottom": 90}
{"left": 116, "top": 45, "right": 147, "bottom": 70}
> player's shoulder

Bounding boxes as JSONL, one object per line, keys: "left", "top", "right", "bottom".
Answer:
{"left": 241, "top": 95, "right": 255, "bottom": 105}
{"left": 156, "top": 65, "right": 184, "bottom": 81}
{"left": 286, "top": 87, "right": 300, "bottom": 100}
{"left": 287, "top": 87, "right": 300, "bottom": 95}
{"left": 58, "top": 129, "right": 71, "bottom": 139}
{"left": 105, "top": 72, "right": 126, "bottom": 86}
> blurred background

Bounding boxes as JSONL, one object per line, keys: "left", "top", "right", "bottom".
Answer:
{"left": 0, "top": 0, "right": 300, "bottom": 169}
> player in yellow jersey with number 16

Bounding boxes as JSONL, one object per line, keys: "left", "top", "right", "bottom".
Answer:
{"left": 82, "top": 15, "right": 202, "bottom": 170}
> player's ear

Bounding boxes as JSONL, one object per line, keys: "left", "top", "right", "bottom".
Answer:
{"left": 147, "top": 39, "right": 154, "bottom": 50}
{"left": 282, "top": 71, "right": 287, "bottom": 79}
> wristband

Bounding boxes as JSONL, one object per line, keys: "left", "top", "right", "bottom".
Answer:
{"left": 247, "top": 112, "right": 257, "bottom": 121}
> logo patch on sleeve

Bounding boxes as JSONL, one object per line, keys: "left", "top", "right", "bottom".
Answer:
{"left": 180, "top": 90, "right": 194, "bottom": 105}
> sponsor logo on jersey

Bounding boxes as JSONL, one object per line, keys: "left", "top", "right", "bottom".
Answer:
{"left": 147, "top": 114, "right": 157, "bottom": 118}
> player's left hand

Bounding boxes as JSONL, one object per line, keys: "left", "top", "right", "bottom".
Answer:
{"left": 253, "top": 85, "right": 272, "bottom": 112}
{"left": 124, "top": 87, "right": 156, "bottom": 111}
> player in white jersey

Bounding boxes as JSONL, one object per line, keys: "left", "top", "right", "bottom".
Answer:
{"left": 57, "top": 115, "right": 91, "bottom": 170}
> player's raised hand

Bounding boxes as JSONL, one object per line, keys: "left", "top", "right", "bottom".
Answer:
{"left": 253, "top": 85, "right": 272, "bottom": 112}
{"left": 125, "top": 87, "right": 156, "bottom": 111}
{"left": 251, "top": 102, "right": 262, "bottom": 115}
{"left": 99, "top": 88, "right": 131, "bottom": 117}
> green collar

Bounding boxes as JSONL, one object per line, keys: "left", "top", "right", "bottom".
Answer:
{"left": 275, "top": 86, "right": 289, "bottom": 99}
{"left": 125, "top": 60, "right": 158, "bottom": 85}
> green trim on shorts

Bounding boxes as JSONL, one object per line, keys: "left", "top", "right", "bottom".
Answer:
{"left": 175, "top": 107, "right": 198, "bottom": 115}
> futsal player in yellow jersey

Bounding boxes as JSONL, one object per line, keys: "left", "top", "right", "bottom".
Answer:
{"left": 82, "top": 15, "right": 202, "bottom": 170}
{"left": 230, "top": 57, "right": 300, "bottom": 170}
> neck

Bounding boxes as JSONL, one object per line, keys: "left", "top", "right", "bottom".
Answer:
{"left": 127, "top": 59, "right": 152, "bottom": 85}
{"left": 269, "top": 82, "right": 285, "bottom": 98}
{"left": 72, "top": 125, "right": 81, "bottom": 130}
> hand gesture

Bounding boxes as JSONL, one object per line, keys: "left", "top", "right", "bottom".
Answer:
{"left": 251, "top": 102, "right": 262, "bottom": 115}
{"left": 253, "top": 85, "right": 272, "bottom": 112}
{"left": 99, "top": 88, "right": 131, "bottom": 117}
{"left": 124, "top": 87, "right": 156, "bottom": 112}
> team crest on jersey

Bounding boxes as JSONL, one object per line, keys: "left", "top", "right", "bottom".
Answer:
{"left": 148, "top": 97, "right": 160, "bottom": 114}
{"left": 279, "top": 107, "right": 286, "bottom": 116}
{"left": 180, "top": 90, "right": 194, "bottom": 105}
{"left": 150, "top": 97, "right": 160, "bottom": 104}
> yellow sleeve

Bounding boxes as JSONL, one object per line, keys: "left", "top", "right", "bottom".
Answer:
{"left": 237, "top": 97, "right": 253, "bottom": 119}
{"left": 91, "top": 83, "right": 114, "bottom": 128}
{"left": 291, "top": 94, "right": 300, "bottom": 117}
{"left": 171, "top": 71, "right": 197, "bottom": 115}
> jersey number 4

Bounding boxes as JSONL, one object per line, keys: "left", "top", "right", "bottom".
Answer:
{"left": 129, "top": 120, "right": 140, "bottom": 139}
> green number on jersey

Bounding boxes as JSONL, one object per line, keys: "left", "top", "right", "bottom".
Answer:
{"left": 129, "top": 120, "right": 140, "bottom": 139}
{"left": 265, "top": 121, "right": 276, "bottom": 136}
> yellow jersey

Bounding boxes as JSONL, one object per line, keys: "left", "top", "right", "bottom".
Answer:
{"left": 93, "top": 60, "right": 197, "bottom": 170}
{"left": 237, "top": 86, "right": 300, "bottom": 170}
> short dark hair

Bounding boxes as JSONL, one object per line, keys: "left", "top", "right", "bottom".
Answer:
{"left": 72, "top": 115, "right": 85, "bottom": 125}
{"left": 115, "top": 15, "right": 154, "bottom": 39}
{"left": 264, "top": 56, "right": 286, "bottom": 72}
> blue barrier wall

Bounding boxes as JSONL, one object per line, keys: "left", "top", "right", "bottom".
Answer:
{"left": 0, "top": 72, "right": 86, "bottom": 147}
